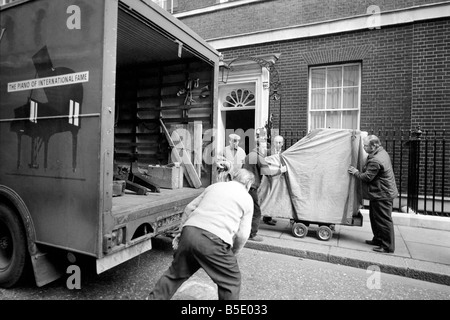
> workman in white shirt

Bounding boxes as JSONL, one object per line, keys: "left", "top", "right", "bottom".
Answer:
{"left": 272, "top": 135, "right": 284, "bottom": 156}
{"left": 263, "top": 135, "right": 285, "bottom": 226}
{"left": 217, "top": 133, "right": 247, "bottom": 177}
{"left": 148, "top": 169, "right": 255, "bottom": 300}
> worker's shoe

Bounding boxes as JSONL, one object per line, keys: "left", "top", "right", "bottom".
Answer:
{"left": 372, "top": 247, "right": 393, "bottom": 253}
{"left": 365, "top": 240, "right": 381, "bottom": 246}
{"left": 248, "top": 235, "right": 263, "bottom": 242}
{"left": 264, "top": 219, "right": 277, "bottom": 226}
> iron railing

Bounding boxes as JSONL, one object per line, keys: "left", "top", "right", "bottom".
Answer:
{"left": 280, "top": 127, "right": 449, "bottom": 217}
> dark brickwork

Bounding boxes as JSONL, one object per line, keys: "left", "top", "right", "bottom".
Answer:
{"left": 411, "top": 19, "right": 450, "bottom": 133}
{"left": 175, "top": 0, "right": 450, "bottom": 209}
{"left": 215, "top": 20, "right": 450, "bottom": 201}
{"left": 175, "top": 0, "right": 246, "bottom": 13}
{"left": 178, "top": 0, "right": 443, "bottom": 40}
{"left": 177, "top": 0, "right": 450, "bottom": 134}
{"left": 175, "top": 0, "right": 215, "bottom": 13}
{"left": 219, "top": 22, "right": 426, "bottom": 135}
{"left": 179, "top": 10, "right": 449, "bottom": 135}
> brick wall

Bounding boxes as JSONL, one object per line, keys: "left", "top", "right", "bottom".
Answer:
{"left": 217, "top": 19, "right": 450, "bottom": 136}
{"left": 177, "top": 1, "right": 450, "bottom": 199}
{"left": 178, "top": 0, "right": 443, "bottom": 40}
{"left": 412, "top": 19, "right": 450, "bottom": 132}
{"left": 176, "top": 0, "right": 246, "bottom": 13}
{"left": 175, "top": 0, "right": 215, "bottom": 13}
{"left": 409, "top": 19, "right": 450, "bottom": 199}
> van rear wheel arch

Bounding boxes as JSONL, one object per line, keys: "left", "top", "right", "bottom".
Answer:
{"left": 0, "top": 203, "right": 28, "bottom": 288}
{"left": 0, "top": 186, "right": 37, "bottom": 255}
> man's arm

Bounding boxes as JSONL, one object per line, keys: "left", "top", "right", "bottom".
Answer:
{"left": 232, "top": 207, "right": 253, "bottom": 254}
{"left": 261, "top": 165, "right": 287, "bottom": 176}
{"left": 261, "top": 154, "right": 287, "bottom": 176}
{"left": 179, "top": 191, "right": 205, "bottom": 227}
{"left": 349, "top": 160, "right": 381, "bottom": 182}
{"left": 171, "top": 191, "right": 206, "bottom": 250}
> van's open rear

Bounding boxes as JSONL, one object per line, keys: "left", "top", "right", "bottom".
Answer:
{"left": 0, "top": 0, "right": 219, "bottom": 287}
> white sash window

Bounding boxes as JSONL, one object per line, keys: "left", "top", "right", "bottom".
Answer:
{"left": 309, "top": 63, "right": 361, "bottom": 131}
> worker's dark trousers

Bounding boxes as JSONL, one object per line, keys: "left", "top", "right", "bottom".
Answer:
{"left": 369, "top": 199, "right": 395, "bottom": 252}
{"left": 149, "top": 226, "right": 241, "bottom": 300}
{"left": 249, "top": 187, "right": 261, "bottom": 237}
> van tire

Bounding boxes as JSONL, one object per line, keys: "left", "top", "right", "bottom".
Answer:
{"left": 0, "top": 203, "right": 27, "bottom": 288}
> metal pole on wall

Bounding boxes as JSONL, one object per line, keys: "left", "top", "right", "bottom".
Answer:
{"left": 279, "top": 94, "right": 282, "bottom": 135}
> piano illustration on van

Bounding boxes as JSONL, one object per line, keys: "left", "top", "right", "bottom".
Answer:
{"left": 10, "top": 46, "right": 84, "bottom": 172}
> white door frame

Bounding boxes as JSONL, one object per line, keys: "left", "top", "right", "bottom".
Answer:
{"left": 217, "top": 68, "right": 270, "bottom": 154}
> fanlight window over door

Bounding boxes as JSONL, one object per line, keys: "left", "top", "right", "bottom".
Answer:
{"left": 222, "top": 88, "right": 255, "bottom": 110}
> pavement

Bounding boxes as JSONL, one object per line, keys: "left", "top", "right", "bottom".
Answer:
{"left": 244, "top": 209, "right": 450, "bottom": 286}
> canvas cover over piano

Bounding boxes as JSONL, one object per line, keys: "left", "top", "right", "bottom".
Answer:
{"left": 259, "top": 128, "right": 367, "bottom": 225}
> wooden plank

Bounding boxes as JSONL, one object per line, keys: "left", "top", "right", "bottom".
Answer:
{"left": 170, "top": 123, "right": 202, "bottom": 179}
{"left": 193, "top": 121, "right": 202, "bottom": 178}
{"left": 169, "top": 124, "right": 193, "bottom": 164}
{"left": 112, "top": 187, "right": 205, "bottom": 218}
{"left": 137, "top": 104, "right": 211, "bottom": 111}
{"left": 125, "top": 180, "right": 147, "bottom": 195}
{"left": 160, "top": 118, "right": 202, "bottom": 188}
{"left": 160, "top": 117, "right": 211, "bottom": 123}
{"left": 163, "top": 124, "right": 194, "bottom": 187}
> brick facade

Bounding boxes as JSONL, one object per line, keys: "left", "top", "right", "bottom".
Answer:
{"left": 175, "top": 0, "right": 215, "bottom": 13}
{"left": 177, "top": 0, "right": 450, "bottom": 135}
{"left": 178, "top": 0, "right": 443, "bottom": 40}
{"left": 220, "top": 20, "right": 450, "bottom": 135}
{"left": 172, "top": 0, "right": 450, "bottom": 212}
{"left": 412, "top": 19, "right": 450, "bottom": 132}
{"left": 174, "top": 0, "right": 450, "bottom": 208}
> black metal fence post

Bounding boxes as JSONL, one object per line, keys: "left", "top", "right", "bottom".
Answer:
{"left": 442, "top": 130, "right": 446, "bottom": 216}
{"left": 407, "top": 126, "right": 422, "bottom": 214}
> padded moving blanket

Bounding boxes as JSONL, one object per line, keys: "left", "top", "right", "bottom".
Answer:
{"left": 259, "top": 129, "right": 367, "bottom": 224}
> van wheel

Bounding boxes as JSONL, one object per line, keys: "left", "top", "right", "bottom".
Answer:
{"left": 0, "top": 204, "right": 27, "bottom": 288}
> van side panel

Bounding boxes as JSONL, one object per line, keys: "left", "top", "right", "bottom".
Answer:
{"left": 0, "top": 0, "right": 106, "bottom": 256}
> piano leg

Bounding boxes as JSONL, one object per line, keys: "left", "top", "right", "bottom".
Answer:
{"left": 72, "top": 130, "right": 78, "bottom": 172}
{"left": 29, "top": 137, "right": 39, "bottom": 169}
{"left": 44, "top": 138, "right": 49, "bottom": 170}
{"left": 17, "top": 133, "right": 23, "bottom": 169}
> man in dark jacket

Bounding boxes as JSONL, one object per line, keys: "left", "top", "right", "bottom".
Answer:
{"left": 348, "top": 135, "right": 398, "bottom": 253}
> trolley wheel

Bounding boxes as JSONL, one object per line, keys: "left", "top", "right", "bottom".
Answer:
{"left": 0, "top": 204, "right": 28, "bottom": 288}
{"left": 316, "top": 225, "right": 333, "bottom": 241}
{"left": 291, "top": 223, "right": 308, "bottom": 238}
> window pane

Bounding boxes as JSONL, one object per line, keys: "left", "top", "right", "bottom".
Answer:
{"left": 343, "top": 88, "right": 358, "bottom": 109}
{"left": 327, "top": 88, "right": 341, "bottom": 109}
{"left": 344, "top": 65, "right": 359, "bottom": 86}
{"left": 311, "top": 89, "right": 325, "bottom": 110}
{"left": 311, "top": 68, "right": 326, "bottom": 88}
{"left": 310, "top": 111, "right": 325, "bottom": 129}
{"left": 342, "top": 111, "right": 358, "bottom": 129}
{"left": 326, "top": 111, "right": 341, "bottom": 129}
{"left": 327, "top": 67, "right": 342, "bottom": 88}
{"left": 308, "top": 64, "right": 361, "bottom": 132}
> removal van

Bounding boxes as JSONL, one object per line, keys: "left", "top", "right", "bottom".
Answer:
{"left": 0, "top": 0, "right": 220, "bottom": 287}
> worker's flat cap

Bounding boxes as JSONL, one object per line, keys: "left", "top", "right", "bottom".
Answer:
{"left": 229, "top": 133, "right": 241, "bottom": 140}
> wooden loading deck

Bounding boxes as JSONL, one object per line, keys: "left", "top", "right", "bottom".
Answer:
{"left": 111, "top": 187, "right": 204, "bottom": 227}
